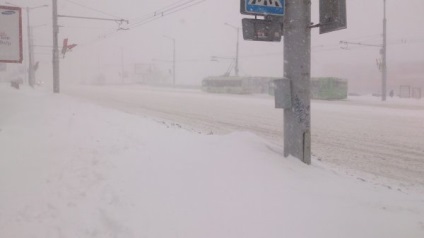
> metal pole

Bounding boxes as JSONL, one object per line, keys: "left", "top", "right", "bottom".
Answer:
{"left": 283, "top": 0, "right": 312, "bottom": 164}
{"left": 121, "top": 47, "right": 124, "bottom": 83}
{"left": 382, "top": 0, "right": 387, "bottom": 101}
{"left": 235, "top": 27, "right": 240, "bottom": 77}
{"left": 30, "top": 25, "right": 36, "bottom": 85}
{"left": 52, "top": 0, "right": 60, "bottom": 93}
{"left": 173, "top": 38, "right": 176, "bottom": 87}
{"left": 26, "top": 7, "right": 34, "bottom": 87}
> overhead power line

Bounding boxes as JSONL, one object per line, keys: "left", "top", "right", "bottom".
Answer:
{"left": 130, "top": 0, "right": 206, "bottom": 29}
{"left": 128, "top": 0, "right": 203, "bottom": 27}
{"left": 78, "top": 0, "right": 207, "bottom": 48}
{"left": 125, "top": 0, "right": 206, "bottom": 29}
{"left": 64, "top": 0, "right": 123, "bottom": 19}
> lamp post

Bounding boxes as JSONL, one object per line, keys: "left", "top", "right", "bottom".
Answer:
{"left": 5, "top": 2, "right": 48, "bottom": 87}
{"left": 52, "top": 0, "right": 60, "bottom": 93}
{"left": 382, "top": 0, "right": 387, "bottom": 101}
{"left": 224, "top": 22, "right": 240, "bottom": 77}
{"left": 163, "top": 35, "right": 176, "bottom": 87}
{"left": 30, "top": 24, "right": 47, "bottom": 85}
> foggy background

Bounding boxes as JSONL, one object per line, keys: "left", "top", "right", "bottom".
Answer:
{"left": 2, "top": 0, "right": 424, "bottom": 94}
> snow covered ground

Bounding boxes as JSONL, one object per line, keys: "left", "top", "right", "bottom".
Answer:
{"left": 63, "top": 84, "right": 424, "bottom": 192}
{"left": 1, "top": 84, "right": 424, "bottom": 237}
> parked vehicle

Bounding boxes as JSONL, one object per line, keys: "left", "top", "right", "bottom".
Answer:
{"left": 202, "top": 76, "right": 274, "bottom": 94}
{"left": 310, "top": 77, "right": 348, "bottom": 100}
{"left": 202, "top": 76, "right": 348, "bottom": 100}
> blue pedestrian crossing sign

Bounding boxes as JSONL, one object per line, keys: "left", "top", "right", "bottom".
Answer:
{"left": 241, "top": 0, "right": 285, "bottom": 16}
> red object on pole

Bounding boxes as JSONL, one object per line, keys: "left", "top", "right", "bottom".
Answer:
{"left": 61, "top": 38, "right": 68, "bottom": 55}
{"left": 68, "top": 44, "right": 77, "bottom": 50}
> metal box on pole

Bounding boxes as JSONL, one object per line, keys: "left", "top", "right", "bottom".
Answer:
{"left": 239, "top": 0, "right": 347, "bottom": 165}
{"left": 274, "top": 78, "right": 292, "bottom": 109}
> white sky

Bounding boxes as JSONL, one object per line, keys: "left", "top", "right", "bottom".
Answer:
{"left": 2, "top": 0, "right": 424, "bottom": 92}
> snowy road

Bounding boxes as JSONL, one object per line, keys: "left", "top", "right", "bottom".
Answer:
{"left": 64, "top": 85, "right": 424, "bottom": 189}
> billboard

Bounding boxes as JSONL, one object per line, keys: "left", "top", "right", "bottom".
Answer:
{"left": 0, "top": 6, "right": 23, "bottom": 63}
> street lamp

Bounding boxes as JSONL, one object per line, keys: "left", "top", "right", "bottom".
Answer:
{"left": 224, "top": 22, "right": 240, "bottom": 77}
{"left": 5, "top": 2, "right": 48, "bottom": 87}
{"left": 382, "top": 0, "right": 387, "bottom": 101}
{"left": 30, "top": 24, "right": 48, "bottom": 85}
{"left": 163, "top": 35, "right": 176, "bottom": 87}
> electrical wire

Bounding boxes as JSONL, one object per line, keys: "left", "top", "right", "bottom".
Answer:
{"left": 59, "top": 25, "right": 117, "bottom": 30}
{"left": 128, "top": 0, "right": 203, "bottom": 28}
{"left": 77, "top": 0, "right": 207, "bottom": 48}
{"left": 64, "top": 0, "right": 123, "bottom": 19}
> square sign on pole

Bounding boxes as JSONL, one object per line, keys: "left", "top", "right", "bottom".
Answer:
{"left": 274, "top": 78, "right": 291, "bottom": 109}
{"left": 319, "top": 0, "right": 347, "bottom": 34}
{"left": 241, "top": 0, "right": 285, "bottom": 16}
{"left": 242, "top": 18, "right": 283, "bottom": 42}
{"left": 0, "top": 6, "right": 23, "bottom": 63}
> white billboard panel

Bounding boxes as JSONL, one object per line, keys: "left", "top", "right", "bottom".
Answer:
{"left": 0, "top": 6, "right": 23, "bottom": 63}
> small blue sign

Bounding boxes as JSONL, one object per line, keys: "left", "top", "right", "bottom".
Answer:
{"left": 245, "top": 0, "right": 285, "bottom": 16}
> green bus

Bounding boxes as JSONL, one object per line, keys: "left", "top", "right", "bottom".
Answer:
{"left": 311, "top": 77, "right": 348, "bottom": 100}
{"left": 202, "top": 76, "right": 348, "bottom": 100}
{"left": 202, "top": 76, "right": 273, "bottom": 94}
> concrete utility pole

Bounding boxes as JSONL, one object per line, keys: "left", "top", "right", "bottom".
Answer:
{"left": 163, "top": 35, "right": 176, "bottom": 87}
{"left": 121, "top": 48, "right": 125, "bottom": 83}
{"left": 235, "top": 27, "right": 240, "bottom": 77}
{"left": 225, "top": 23, "right": 240, "bottom": 77}
{"left": 52, "top": 0, "right": 60, "bottom": 93}
{"left": 173, "top": 38, "right": 176, "bottom": 87}
{"left": 26, "top": 7, "right": 33, "bottom": 87}
{"left": 340, "top": 0, "right": 387, "bottom": 102}
{"left": 382, "top": 0, "right": 387, "bottom": 101}
{"left": 51, "top": 11, "right": 128, "bottom": 93}
{"left": 27, "top": 5, "right": 48, "bottom": 87}
{"left": 283, "top": 0, "right": 312, "bottom": 164}
{"left": 29, "top": 25, "right": 35, "bottom": 85}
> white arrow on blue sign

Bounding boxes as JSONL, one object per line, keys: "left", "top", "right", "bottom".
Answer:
{"left": 244, "top": 0, "right": 285, "bottom": 16}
